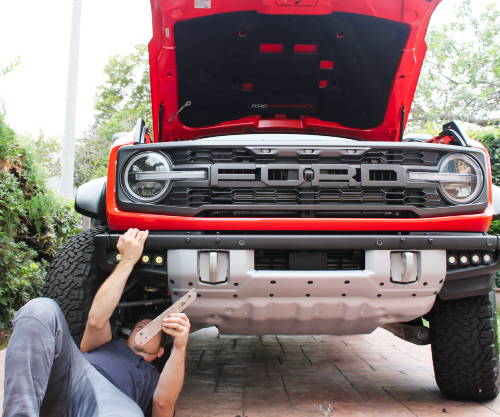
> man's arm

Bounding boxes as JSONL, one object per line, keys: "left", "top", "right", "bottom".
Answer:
{"left": 80, "top": 228, "right": 148, "bottom": 353}
{"left": 152, "top": 313, "right": 191, "bottom": 417}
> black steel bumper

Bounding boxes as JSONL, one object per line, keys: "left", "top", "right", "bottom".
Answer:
{"left": 96, "top": 231, "right": 499, "bottom": 250}
{"left": 94, "top": 231, "right": 500, "bottom": 301}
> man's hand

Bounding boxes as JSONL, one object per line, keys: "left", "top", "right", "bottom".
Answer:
{"left": 154, "top": 313, "right": 190, "bottom": 417}
{"left": 161, "top": 313, "right": 191, "bottom": 350}
{"left": 81, "top": 228, "right": 149, "bottom": 353}
{"left": 117, "top": 228, "right": 148, "bottom": 265}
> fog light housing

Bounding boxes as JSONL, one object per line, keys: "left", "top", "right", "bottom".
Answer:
{"left": 447, "top": 255, "right": 458, "bottom": 266}
{"left": 483, "top": 253, "right": 493, "bottom": 264}
{"left": 154, "top": 255, "right": 165, "bottom": 265}
{"left": 459, "top": 254, "right": 470, "bottom": 266}
{"left": 471, "top": 254, "right": 481, "bottom": 265}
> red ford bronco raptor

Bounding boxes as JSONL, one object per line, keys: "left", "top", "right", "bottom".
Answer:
{"left": 44, "top": 0, "right": 500, "bottom": 400}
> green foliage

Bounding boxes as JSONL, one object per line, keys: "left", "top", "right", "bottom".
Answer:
{"left": 0, "top": 113, "right": 82, "bottom": 328}
{"left": 75, "top": 45, "right": 151, "bottom": 187}
{"left": 477, "top": 129, "right": 500, "bottom": 286}
{"left": 490, "top": 218, "right": 500, "bottom": 288}
{"left": 490, "top": 221, "right": 500, "bottom": 235}
{"left": 409, "top": 0, "right": 499, "bottom": 130}
{"left": 475, "top": 129, "right": 500, "bottom": 185}
{"left": 18, "top": 132, "right": 62, "bottom": 178}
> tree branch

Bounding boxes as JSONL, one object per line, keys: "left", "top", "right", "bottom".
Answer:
{"left": 409, "top": 112, "right": 499, "bottom": 127}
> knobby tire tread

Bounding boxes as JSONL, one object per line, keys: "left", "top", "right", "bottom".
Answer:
{"left": 42, "top": 227, "right": 106, "bottom": 345}
{"left": 430, "top": 292, "right": 499, "bottom": 401}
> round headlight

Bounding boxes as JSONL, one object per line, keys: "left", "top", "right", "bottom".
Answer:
{"left": 123, "top": 152, "right": 172, "bottom": 202}
{"left": 439, "top": 153, "right": 483, "bottom": 204}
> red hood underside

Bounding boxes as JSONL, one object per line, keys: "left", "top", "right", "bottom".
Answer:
{"left": 148, "top": 0, "right": 440, "bottom": 142}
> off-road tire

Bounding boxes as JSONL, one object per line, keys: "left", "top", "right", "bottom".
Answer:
{"left": 42, "top": 226, "right": 106, "bottom": 345}
{"left": 430, "top": 291, "right": 499, "bottom": 400}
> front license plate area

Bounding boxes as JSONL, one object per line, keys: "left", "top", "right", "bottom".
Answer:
{"left": 289, "top": 251, "right": 328, "bottom": 270}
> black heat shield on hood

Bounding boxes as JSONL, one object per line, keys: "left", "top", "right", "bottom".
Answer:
{"left": 174, "top": 12, "right": 409, "bottom": 130}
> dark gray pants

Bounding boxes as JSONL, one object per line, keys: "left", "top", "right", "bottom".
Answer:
{"left": 3, "top": 298, "right": 144, "bottom": 417}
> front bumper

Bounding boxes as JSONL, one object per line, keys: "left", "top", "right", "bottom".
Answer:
{"left": 97, "top": 232, "right": 499, "bottom": 251}
{"left": 95, "top": 232, "right": 500, "bottom": 335}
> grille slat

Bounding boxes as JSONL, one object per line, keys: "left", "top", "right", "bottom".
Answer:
{"left": 255, "top": 250, "right": 365, "bottom": 270}
{"left": 169, "top": 148, "right": 442, "bottom": 166}
{"left": 165, "top": 187, "right": 444, "bottom": 208}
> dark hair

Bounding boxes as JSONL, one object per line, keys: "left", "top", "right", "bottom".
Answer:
{"left": 135, "top": 314, "right": 156, "bottom": 323}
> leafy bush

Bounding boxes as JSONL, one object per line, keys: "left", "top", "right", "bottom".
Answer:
{"left": 479, "top": 129, "right": 500, "bottom": 286}
{"left": 489, "top": 218, "right": 500, "bottom": 288}
{"left": 476, "top": 130, "right": 500, "bottom": 185}
{"left": 0, "top": 114, "right": 82, "bottom": 328}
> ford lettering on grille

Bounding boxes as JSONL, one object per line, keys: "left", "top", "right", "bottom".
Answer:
{"left": 210, "top": 163, "right": 405, "bottom": 188}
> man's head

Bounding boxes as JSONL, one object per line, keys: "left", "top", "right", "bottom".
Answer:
{"left": 127, "top": 318, "right": 165, "bottom": 363}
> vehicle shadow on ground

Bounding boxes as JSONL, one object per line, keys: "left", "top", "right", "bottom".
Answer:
{"left": 174, "top": 327, "right": 500, "bottom": 417}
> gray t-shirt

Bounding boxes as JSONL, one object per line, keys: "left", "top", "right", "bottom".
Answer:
{"left": 84, "top": 340, "right": 160, "bottom": 416}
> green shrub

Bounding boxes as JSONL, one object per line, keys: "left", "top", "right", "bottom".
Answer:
{"left": 490, "top": 220, "right": 500, "bottom": 287}
{"left": 477, "top": 130, "right": 500, "bottom": 286}
{"left": 0, "top": 114, "right": 82, "bottom": 328}
{"left": 476, "top": 130, "right": 500, "bottom": 185}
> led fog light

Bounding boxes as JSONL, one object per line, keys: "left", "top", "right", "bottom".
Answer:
{"left": 459, "top": 255, "right": 470, "bottom": 266}
{"left": 471, "top": 254, "right": 481, "bottom": 265}
{"left": 154, "top": 256, "right": 165, "bottom": 265}
{"left": 483, "top": 254, "right": 493, "bottom": 264}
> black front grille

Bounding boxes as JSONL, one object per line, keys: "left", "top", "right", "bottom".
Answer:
{"left": 168, "top": 148, "right": 443, "bottom": 166}
{"left": 165, "top": 187, "right": 444, "bottom": 208}
{"left": 117, "top": 141, "right": 488, "bottom": 219}
{"left": 170, "top": 148, "right": 256, "bottom": 164}
{"left": 344, "top": 149, "right": 441, "bottom": 166}
{"left": 255, "top": 250, "right": 365, "bottom": 270}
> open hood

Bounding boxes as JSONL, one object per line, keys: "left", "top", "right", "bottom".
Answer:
{"left": 148, "top": 0, "right": 440, "bottom": 142}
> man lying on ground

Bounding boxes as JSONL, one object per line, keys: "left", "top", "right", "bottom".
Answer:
{"left": 3, "top": 228, "right": 188, "bottom": 417}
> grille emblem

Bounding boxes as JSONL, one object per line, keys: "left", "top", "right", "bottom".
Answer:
{"left": 210, "top": 163, "right": 403, "bottom": 188}
{"left": 304, "top": 168, "right": 314, "bottom": 182}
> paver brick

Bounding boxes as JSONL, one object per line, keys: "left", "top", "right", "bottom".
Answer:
{"left": 2, "top": 328, "right": 500, "bottom": 417}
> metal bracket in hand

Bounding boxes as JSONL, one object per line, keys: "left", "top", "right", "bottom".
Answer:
{"left": 135, "top": 288, "right": 197, "bottom": 346}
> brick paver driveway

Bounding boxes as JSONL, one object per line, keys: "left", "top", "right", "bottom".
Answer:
{"left": 1, "top": 327, "right": 499, "bottom": 416}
